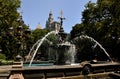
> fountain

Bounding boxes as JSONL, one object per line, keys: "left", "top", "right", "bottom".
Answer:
{"left": 25, "top": 12, "right": 78, "bottom": 66}
{"left": 47, "top": 41, "right": 76, "bottom": 65}
{"left": 8, "top": 29, "right": 120, "bottom": 79}
{"left": 25, "top": 39, "right": 41, "bottom": 62}
{"left": 7, "top": 13, "right": 120, "bottom": 79}
{"left": 26, "top": 28, "right": 114, "bottom": 66}
{"left": 79, "top": 35, "right": 113, "bottom": 62}
{"left": 25, "top": 26, "right": 77, "bottom": 66}
{"left": 28, "top": 30, "right": 58, "bottom": 66}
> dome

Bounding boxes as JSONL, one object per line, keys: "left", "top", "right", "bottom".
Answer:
{"left": 36, "top": 23, "right": 42, "bottom": 29}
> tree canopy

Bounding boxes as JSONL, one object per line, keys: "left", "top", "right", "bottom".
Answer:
{"left": 71, "top": 0, "right": 120, "bottom": 61}
{"left": 0, "top": 0, "right": 21, "bottom": 32}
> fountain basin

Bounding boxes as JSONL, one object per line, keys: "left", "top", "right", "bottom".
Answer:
{"left": 23, "top": 61, "right": 54, "bottom": 67}
{"left": 8, "top": 61, "right": 120, "bottom": 79}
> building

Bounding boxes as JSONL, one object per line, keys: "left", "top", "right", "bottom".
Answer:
{"left": 45, "top": 11, "right": 61, "bottom": 32}
{"left": 36, "top": 23, "right": 42, "bottom": 29}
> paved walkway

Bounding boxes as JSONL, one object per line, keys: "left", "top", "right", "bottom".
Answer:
{"left": 0, "top": 65, "right": 12, "bottom": 73}
{"left": 0, "top": 65, "right": 12, "bottom": 79}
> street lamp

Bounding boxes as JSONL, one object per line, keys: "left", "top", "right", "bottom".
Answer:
{"left": 25, "top": 26, "right": 31, "bottom": 38}
{"left": 8, "top": 27, "right": 14, "bottom": 37}
{"left": 8, "top": 14, "right": 32, "bottom": 60}
{"left": 24, "top": 26, "right": 31, "bottom": 56}
{"left": 16, "top": 26, "right": 23, "bottom": 57}
{"left": 15, "top": 15, "right": 24, "bottom": 59}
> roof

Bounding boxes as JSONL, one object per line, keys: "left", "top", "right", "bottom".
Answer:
{"left": 36, "top": 23, "right": 42, "bottom": 29}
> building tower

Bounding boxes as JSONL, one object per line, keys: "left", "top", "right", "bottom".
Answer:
{"left": 46, "top": 11, "right": 61, "bottom": 32}
{"left": 46, "top": 11, "right": 54, "bottom": 30}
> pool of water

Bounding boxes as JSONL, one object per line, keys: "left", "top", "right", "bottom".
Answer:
{"left": 23, "top": 63, "right": 54, "bottom": 67}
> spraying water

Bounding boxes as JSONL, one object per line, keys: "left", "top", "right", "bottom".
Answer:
{"left": 25, "top": 39, "right": 41, "bottom": 62}
{"left": 29, "top": 31, "right": 58, "bottom": 67}
{"left": 67, "top": 44, "right": 76, "bottom": 64}
{"left": 26, "top": 38, "right": 52, "bottom": 62}
{"left": 71, "top": 44, "right": 76, "bottom": 64}
{"left": 79, "top": 35, "right": 113, "bottom": 62}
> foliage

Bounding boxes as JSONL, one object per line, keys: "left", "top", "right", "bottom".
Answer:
{"left": 31, "top": 29, "right": 58, "bottom": 60}
{"left": 32, "top": 29, "right": 49, "bottom": 42}
{"left": 71, "top": 0, "right": 120, "bottom": 61}
{"left": 0, "top": 0, "right": 21, "bottom": 59}
{"left": 0, "top": 59, "right": 13, "bottom": 65}
{"left": 0, "top": 53, "right": 13, "bottom": 65}
{"left": 0, "top": 0, "right": 34, "bottom": 59}
{"left": 0, "top": 53, "right": 6, "bottom": 60}
{"left": 0, "top": 0, "right": 51, "bottom": 60}
{"left": 0, "top": 0, "right": 21, "bottom": 31}
{"left": 70, "top": 24, "right": 84, "bottom": 39}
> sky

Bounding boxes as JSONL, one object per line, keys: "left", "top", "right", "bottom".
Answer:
{"left": 21, "top": 0, "right": 97, "bottom": 33}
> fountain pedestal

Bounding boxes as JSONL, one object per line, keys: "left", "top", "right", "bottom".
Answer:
{"left": 9, "top": 55, "right": 24, "bottom": 79}
{"left": 9, "top": 73, "right": 24, "bottom": 79}
{"left": 12, "top": 61, "right": 23, "bottom": 68}
{"left": 12, "top": 55, "right": 23, "bottom": 68}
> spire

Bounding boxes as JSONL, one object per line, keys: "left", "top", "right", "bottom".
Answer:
{"left": 48, "top": 11, "right": 53, "bottom": 23}
{"left": 60, "top": 10, "right": 63, "bottom": 18}
{"left": 49, "top": 11, "right": 52, "bottom": 17}
{"left": 58, "top": 10, "right": 65, "bottom": 26}
{"left": 58, "top": 10, "right": 65, "bottom": 32}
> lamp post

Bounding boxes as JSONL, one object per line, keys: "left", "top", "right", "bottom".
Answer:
{"left": 16, "top": 15, "right": 23, "bottom": 55}
{"left": 16, "top": 26, "right": 23, "bottom": 58}
{"left": 9, "top": 27, "right": 14, "bottom": 37}
{"left": 9, "top": 17, "right": 31, "bottom": 59}
{"left": 8, "top": 26, "right": 23, "bottom": 59}
{"left": 24, "top": 26, "right": 31, "bottom": 56}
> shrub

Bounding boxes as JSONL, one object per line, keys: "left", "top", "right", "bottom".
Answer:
{"left": 0, "top": 53, "right": 6, "bottom": 60}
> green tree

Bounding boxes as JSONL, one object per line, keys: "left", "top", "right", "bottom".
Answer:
{"left": 31, "top": 29, "right": 58, "bottom": 60}
{"left": 71, "top": 0, "right": 120, "bottom": 60}
{"left": 0, "top": 0, "right": 21, "bottom": 31}
{"left": 32, "top": 29, "right": 49, "bottom": 42}
{"left": 70, "top": 24, "right": 84, "bottom": 39}
{"left": 0, "top": 0, "right": 22, "bottom": 59}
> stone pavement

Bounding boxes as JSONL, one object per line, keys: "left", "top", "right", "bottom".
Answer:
{"left": 0, "top": 65, "right": 12, "bottom": 79}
